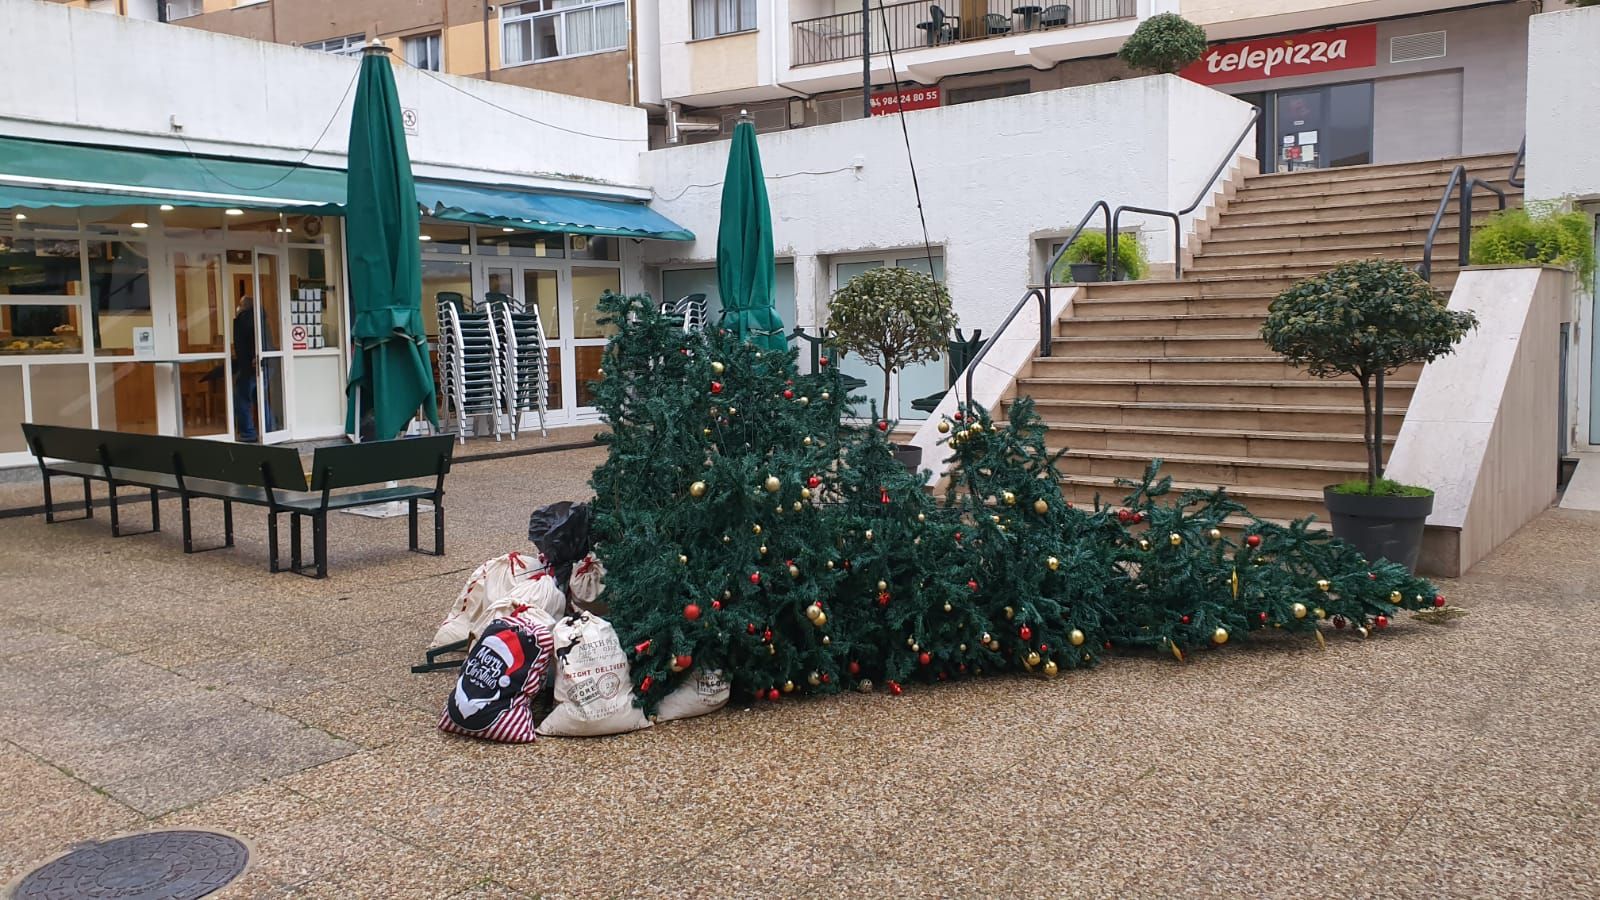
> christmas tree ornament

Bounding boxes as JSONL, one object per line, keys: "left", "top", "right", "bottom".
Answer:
{"left": 1047, "top": 556, "right": 1060, "bottom": 571}
{"left": 1374, "top": 615, "right": 1389, "bottom": 629}
{"left": 722, "top": 535, "right": 731, "bottom": 544}
{"left": 1034, "top": 499, "right": 1050, "bottom": 515}
{"left": 767, "top": 644, "right": 776, "bottom": 655}
{"left": 678, "top": 554, "right": 688, "bottom": 565}
{"left": 1138, "top": 538, "right": 1151, "bottom": 551}
{"left": 1208, "top": 528, "right": 1222, "bottom": 541}
{"left": 635, "top": 639, "right": 653, "bottom": 655}
{"left": 1258, "top": 611, "right": 1269, "bottom": 624}
{"left": 1170, "top": 642, "right": 1185, "bottom": 663}
{"left": 1390, "top": 590, "right": 1403, "bottom": 604}
{"left": 782, "top": 389, "right": 794, "bottom": 400}
{"left": 825, "top": 560, "right": 835, "bottom": 570}
{"left": 969, "top": 422, "right": 982, "bottom": 434}
{"left": 953, "top": 411, "right": 964, "bottom": 422}
{"left": 1292, "top": 602, "right": 1308, "bottom": 619}
{"left": 749, "top": 572, "right": 761, "bottom": 585}
{"left": 783, "top": 680, "right": 796, "bottom": 693}
{"left": 1332, "top": 615, "right": 1347, "bottom": 629}
{"left": 1246, "top": 534, "right": 1262, "bottom": 548}
{"left": 683, "top": 603, "right": 701, "bottom": 621}
{"left": 1019, "top": 624, "right": 1033, "bottom": 641}
{"left": 800, "top": 488, "right": 812, "bottom": 501}
{"left": 980, "top": 632, "right": 991, "bottom": 644}
{"left": 856, "top": 680, "right": 874, "bottom": 693}
{"left": 938, "top": 420, "right": 951, "bottom": 434}
{"left": 806, "top": 475, "right": 821, "bottom": 489}
{"left": 805, "top": 603, "right": 823, "bottom": 622}
{"left": 917, "top": 512, "right": 926, "bottom": 523}
{"left": 793, "top": 501, "right": 803, "bottom": 512}
{"left": 990, "top": 423, "right": 1000, "bottom": 433}
{"left": 803, "top": 436, "right": 814, "bottom": 447}
{"left": 640, "top": 675, "right": 654, "bottom": 693}
{"left": 848, "top": 660, "right": 862, "bottom": 677}
{"left": 728, "top": 407, "right": 738, "bottom": 417}
{"left": 1317, "top": 579, "right": 1331, "bottom": 592}
{"left": 1357, "top": 626, "right": 1370, "bottom": 639}
{"left": 752, "top": 524, "right": 762, "bottom": 535}
{"left": 1003, "top": 491, "right": 1016, "bottom": 506}
{"left": 746, "top": 623, "right": 756, "bottom": 635}
{"left": 712, "top": 600, "right": 722, "bottom": 610}
{"left": 1069, "top": 629, "right": 1085, "bottom": 646}
{"left": 943, "top": 602, "right": 953, "bottom": 613}
{"left": 1025, "top": 651, "right": 1041, "bottom": 666}
{"left": 822, "top": 636, "right": 831, "bottom": 645}
{"left": 876, "top": 421, "right": 888, "bottom": 432}
{"left": 821, "top": 392, "right": 831, "bottom": 401}
{"left": 919, "top": 652, "right": 932, "bottom": 666}
{"left": 764, "top": 475, "right": 781, "bottom": 493}
{"left": 1169, "top": 533, "right": 1182, "bottom": 547}
{"left": 865, "top": 530, "right": 874, "bottom": 541}
{"left": 768, "top": 688, "right": 781, "bottom": 701}
{"left": 788, "top": 564, "right": 799, "bottom": 578}
{"left": 959, "top": 643, "right": 968, "bottom": 652}
{"left": 703, "top": 428, "right": 713, "bottom": 438}
{"left": 1002, "top": 605, "right": 1012, "bottom": 618}
{"left": 877, "top": 580, "right": 888, "bottom": 592}
{"left": 670, "top": 654, "right": 692, "bottom": 672}
{"left": 1180, "top": 615, "right": 1190, "bottom": 625}
{"left": 711, "top": 361, "right": 724, "bottom": 375}
{"left": 690, "top": 480, "right": 707, "bottom": 497}
{"left": 799, "top": 396, "right": 810, "bottom": 406}
{"left": 1212, "top": 627, "right": 1229, "bottom": 645}
{"left": 710, "top": 381, "right": 723, "bottom": 395}
{"left": 808, "top": 671, "right": 821, "bottom": 687}
{"left": 1313, "top": 607, "right": 1325, "bottom": 619}
{"left": 1231, "top": 568, "right": 1239, "bottom": 599}
{"left": 888, "top": 681, "right": 903, "bottom": 696}
{"left": 906, "top": 637, "right": 916, "bottom": 648}
{"left": 1433, "top": 594, "right": 1446, "bottom": 607}
{"left": 1043, "top": 660, "right": 1059, "bottom": 677}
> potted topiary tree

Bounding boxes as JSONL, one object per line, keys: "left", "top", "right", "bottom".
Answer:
{"left": 1260, "top": 259, "right": 1477, "bottom": 572}
{"left": 827, "top": 266, "right": 958, "bottom": 471}
{"left": 1058, "top": 231, "right": 1148, "bottom": 283}
{"left": 1118, "top": 13, "right": 1209, "bottom": 75}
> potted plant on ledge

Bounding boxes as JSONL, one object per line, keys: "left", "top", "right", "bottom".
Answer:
{"left": 827, "top": 265, "right": 958, "bottom": 472}
{"left": 1059, "top": 231, "right": 1148, "bottom": 283}
{"left": 1260, "top": 259, "right": 1477, "bottom": 572}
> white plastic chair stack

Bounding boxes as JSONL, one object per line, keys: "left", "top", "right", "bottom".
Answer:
{"left": 488, "top": 296, "right": 550, "bottom": 439}
{"left": 660, "top": 295, "right": 707, "bottom": 333}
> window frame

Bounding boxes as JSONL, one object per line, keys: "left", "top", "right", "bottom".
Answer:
{"left": 164, "top": 0, "right": 203, "bottom": 20}
{"left": 303, "top": 34, "right": 367, "bottom": 57}
{"left": 691, "top": 0, "right": 757, "bottom": 40}
{"left": 499, "top": 0, "right": 629, "bottom": 68}
{"left": 403, "top": 32, "right": 443, "bottom": 71}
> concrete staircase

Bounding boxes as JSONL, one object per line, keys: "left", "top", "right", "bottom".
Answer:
{"left": 1010, "top": 152, "right": 1520, "bottom": 523}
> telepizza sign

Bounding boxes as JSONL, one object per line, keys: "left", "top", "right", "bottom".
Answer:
{"left": 1180, "top": 24, "right": 1378, "bottom": 87}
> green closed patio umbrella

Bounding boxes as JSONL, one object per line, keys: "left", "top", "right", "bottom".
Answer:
{"left": 716, "top": 119, "right": 786, "bottom": 352}
{"left": 344, "top": 43, "right": 439, "bottom": 440}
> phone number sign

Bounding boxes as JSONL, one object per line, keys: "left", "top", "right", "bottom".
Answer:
{"left": 870, "top": 87, "right": 941, "bottom": 116}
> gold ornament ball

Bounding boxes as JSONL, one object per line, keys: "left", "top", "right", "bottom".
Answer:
{"left": 722, "top": 535, "right": 731, "bottom": 544}
{"left": 1317, "top": 579, "right": 1331, "bottom": 592}
{"left": 1357, "top": 626, "right": 1370, "bottom": 639}
{"left": 1047, "top": 556, "right": 1060, "bottom": 572}
{"left": 969, "top": 422, "right": 983, "bottom": 434}
{"left": 1003, "top": 491, "right": 1016, "bottom": 506}
{"left": 1034, "top": 499, "right": 1050, "bottom": 515}
{"left": 799, "top": 396, "right": 810, "bottom": 407}
{"left": 820, "top": 392, "right": 831, "bottom": 401}
{"left": 689, "top": 481, "right": 707, "bottom": 498}
{"left": 990, "top": 514, "right": 1001, "bottom": 524}
{"left": 1292, "top": 602, "right": 1308, "bottom": 619}
{"left": 803, "top": 436, "right": 814, "bottom": 447}
{"left": 937, "top": 420, "right": 951, "bottom": 434}
{"left": 768, "top": 644, "right": 777, "bottom": 656}
{"left": 1389, "top": 590, "right": 1403, "bottom": 604}
{"left": 814, "top": 611, "right": 828, "bottom": 627}
{"left": 917, "top": 512, "right": 926, "bottom": 523}
{"left": 980, "top": 632, "right": 992, "bottom": 644}
{"left": 865, "top": 529, "right": 874, "bottom": 541}
{"left": 806, "top": 603, "right": 823, "bottom": 621}
{"left": 1169, "top": 533, "right": 1183, "bottom": 547}
{"left": 764, "top": 475, "right": 781, "bottom": 493}
{"left": 1212, "top": 627, "right": 1229, "bottom": 646}
{"left": 782, "top": 680, "right": 795, "bottom": 694}
{"left": 821, "top": 635, "right": 831, "bottom": 645}
{"left": 990, "top": 423, "right": 1000, "bottom": 433}
{"left": 723, "top": 590, "right": 732, "bottom": 600}
{"left": 702, "top": 428, "right": 712, "bottom": 438}
{"left": 906, "top": 637, "right": 916, "bottom": 648}
{"left": 788, "top": 565, "right": 799, "bottom": 578}
{"left": 807, "top": 671, "right": 821, "bottom": 686}
{"left": 1043, "top": 660, "right": 1059, "bottom": 677}
{"left": 1208, "top": 528, "right": 1222, "bottom": 541}
{"left": 800, "top": 487, "right": 812, "bottom": 500}
{"left": 825, "top": 560, "right": 834, "bottom": 570}
{"left": 711, "top": 361, "right": 724, "bottom": 375}
{"left": 1139, "top": 538, "right": 1151, "bottom": 551}
{"left": 728, "top": 407, "right": 738, "bottom": 417}
{"left": 752, "top": 524, "right": 762, "bottom": 535}
{"left": 758, "top": 545, "right": 768, "bottom": 556}
{"left": 877, "top": 580, "right": 888, "bottom": 592}
{"left": 1069, "top": 629, "right": 1085, "bottom": 647}
{"left": 1004, "top": 606, "right": 1015, "bottom": 620}
{"left": 1025, "top": 651, "right": 1041, "bottom": 666}
{"left": 1313, "top": 607, "right": 1326, "bottom": 620}
{"left": 677, "top": 554, "right": 688, "bottom": 565}
{"left": 959, "top": 643, "right": 968, "bottom": 652}
{"left": 792, "top": 501, "right": 803, "bottom": 512}
{"left": 942, "top": 602, "right": 953, "bottom": 613}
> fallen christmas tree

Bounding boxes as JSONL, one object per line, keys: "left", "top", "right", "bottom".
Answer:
{"left": 588, "top": 292, "right": 1447, "bottom": 710}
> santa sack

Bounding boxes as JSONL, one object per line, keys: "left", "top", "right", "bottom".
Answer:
{"left": 567, "top": 553, "right": 607, "bottom": 616}
{"left": 431, "top": 552, "right": 565, "bottom": 649}
{"left": 536, "top": 613, "right": 651, "bottom": 737}
{"left": 654, "top": 668, "right": 730, "bottom": 723}
{"left": 438, "top": 613, "right": 555, "bottom": 743}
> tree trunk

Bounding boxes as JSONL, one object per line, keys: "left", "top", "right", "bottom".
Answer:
{"left": 1358, "top": 372, "right": 1378, "bottom": 492}
{"left": 882, "top": 366, "right": 894, "bottom": 426}
{"left": 1374, "top": 369, "right": 1387, "bottom": 482}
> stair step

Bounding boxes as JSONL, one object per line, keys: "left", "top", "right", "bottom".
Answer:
{"left": 1180, "top": 262, "right": 1455, "bottom": 281}
{"left": 1058, "top": 475, "right": 1327, "bottom": 520}
{"left": 1201, "top": 227, "right": 1471, "bottom": 252}
{"left": 1020, "top": 377, "right": 1416, "bottom": 407}
{"left": 1236, "top": 171, "right": 1516, "bottom": 201}
{"left": 1067, "top": 268, "right": 1459, "bottom": 300}
{"left": 1058, "top": 448, "right": 1366, "bottom": 492}
{"left": 1010, "top": 397, "right": 1404, "bottom": 432}
{"left": 1028, "top": 355, "right": 1422, "bottom": 381}
{"left": 1247, "top": 153, "right": 1516, "bottom": 187}
{"left": 1037, "top": 421, "right": 1388, "bottom": 462}
{"left": 1204, "top": 211, "right": 1498, "bottom": 244}
{"left": 1227, "top": 188, "right": 1520, "bottom": 215}
{"left": 1218, "top": 197, "right": 1516, "bottom": 227}
{"left": 1189, "top": 241, "right": 1453, "bottom": 269}
{"left": 1071, "top": 296, "right": 1276, "bottom": 317}
{"left": 1055, "top": 313, "right": 1264, "bottom": 337}
{"left": 1047, "top": 334, "right": 1269, "bottom": 357}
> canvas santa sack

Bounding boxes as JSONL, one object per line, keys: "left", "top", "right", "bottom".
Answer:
{"left": 567, "top": 552, "right": 607, "bottom": 616}
{"left": 431, "top": 552, "right": 564, "bottom": 649}
{"left": 654, "top": 668, "right": 730, "bottom": 723}
{"left": 536, "top": 612, "right": 651, "bottom": 737}
{"left": 438, "top": 613, "right": 555, "bottom": 743}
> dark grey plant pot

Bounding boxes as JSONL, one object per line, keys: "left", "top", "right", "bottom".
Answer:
{"left": 1069, "top": 262, "right": 1103, "bottom": 283}
{"left": 1323, "top": 487, "right": 1434, "bottom": 574}
{"left": 893, "top": 443, "right": 922, "bottom": 474}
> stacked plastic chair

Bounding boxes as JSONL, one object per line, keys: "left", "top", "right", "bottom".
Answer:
{"left": 436, "top": 292, "right": 506, "bottom": 443}
{"left": 484, "top": 292, "right": 550, "bottom": 439}
{"left": 660, "top": 293, "right": 708, "bottom": 333}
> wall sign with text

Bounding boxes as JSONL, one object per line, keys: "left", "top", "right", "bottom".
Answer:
{"left": 1180, "top": 24, "right": 1378, "bottom": 86}
{"left": 870, "top": 87, "right": 941, "bottom": 116}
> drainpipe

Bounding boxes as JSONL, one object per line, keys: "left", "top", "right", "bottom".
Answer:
{"left": 482, "top": 2, "right": 494, "bottom": 81}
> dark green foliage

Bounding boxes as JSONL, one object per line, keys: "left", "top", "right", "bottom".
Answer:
{"left": 1469, "top": 205, "right": 1595, "bottom": 283}
{"left": 825, "top": 267, "right": 958, "bottom": 418}
{"left": 1118, "top": 13, "right": 1209, "bottom": 74}
{"left": 1260, "top": 260, "right": 1477, "bottom": 490}
{"left": 1059, "top": 231, "right": 1148, "bottom": 281}
{"left": 589, "top": 293, "right": 1448, "bottom": 708}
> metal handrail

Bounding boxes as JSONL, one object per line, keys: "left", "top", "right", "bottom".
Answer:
{"left": 960, "top": 201, "right": 1110, "bottom": 403}
{"left": 1509, "top": 138, "right": 1526, "bottom": 190}
{"left": 1418, "top": 166, "right": 1507, "bottom": 282}
{"left": 1108, "top": 106, "right": 1261, "bottom": 281}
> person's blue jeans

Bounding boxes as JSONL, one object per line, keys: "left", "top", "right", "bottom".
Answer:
{"left": 234, "top": 373, "right": 259, "bottom": 441}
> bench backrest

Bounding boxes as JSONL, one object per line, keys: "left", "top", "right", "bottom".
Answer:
{"left": 308, "top": 434, "right": 455, "bottom": 491}
{"left": 23, "top": 423, "right": 307, "bottom": 491}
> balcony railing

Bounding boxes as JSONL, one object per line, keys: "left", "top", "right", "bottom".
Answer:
{"left": 791, "top": 0, "right": 1137, "bottom": 67}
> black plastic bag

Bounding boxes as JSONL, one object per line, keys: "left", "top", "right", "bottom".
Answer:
{"left": 527, "top": 501, "right": 592, "bottom": 590}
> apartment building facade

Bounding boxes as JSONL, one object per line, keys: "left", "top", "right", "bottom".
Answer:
{"left": 47, "top": 0, "right": 654, "bottom": 107}
{"left": 657, "top": 0, "right": 1531, "bottom": 169}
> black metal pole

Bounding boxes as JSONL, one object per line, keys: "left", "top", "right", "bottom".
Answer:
{"left": 861, "top": 0, "right": 871, "bottom": 116}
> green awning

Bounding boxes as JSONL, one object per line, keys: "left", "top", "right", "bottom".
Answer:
{"left": 0, "top": 136, "right": 693, "bottom": 241}
{"left": 0, "top": 135, "right": 346, "bottom": 212}
{"left": 417, "top": 180, "right": 694, "bottom": 241}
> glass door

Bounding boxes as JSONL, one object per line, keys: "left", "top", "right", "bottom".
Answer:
{"left": 483, "top": 262, "right": 564, "bottom": 423}
{"left": 168, "top": 248, "right": 232, "bottom": 437}
{"left": 253, "top": 249, "right": 288, "bottom": 443}
{"left": 1271, "top": 82, "right": 1374, "bottom": 172}
{"left": 569, "top": 265, "right": 620, "bottom": 412}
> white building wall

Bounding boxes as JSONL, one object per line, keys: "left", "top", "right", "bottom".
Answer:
{"left": 1526, "top": 5, "right": 1600, "bottom": 204}
{"left": 639, "top": 75, "right": 1254, "bottom": 334}
{"left": 0, "top": 0, "right": 651, "bottom": 195}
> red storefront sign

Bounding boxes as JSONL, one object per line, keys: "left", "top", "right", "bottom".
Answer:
{"left": 870, "top": 86, "right": 941, "bottom": 116}
{"left": 1180, "top": 24, "right": 1378, "bottom": 86}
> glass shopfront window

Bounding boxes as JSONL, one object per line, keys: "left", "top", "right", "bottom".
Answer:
{"left": 88, "top": 241, "right": 152, "bottom": 357}
{"left": 0, "top": 232, "right": 81, "bottom": 296}
{"left": 0, "top": 302, "right": 83, "bottom": 356}
{"left": 475, "top": 226, "right": 565, "bottom": 259}
{"left": 422, "top": 258, "right": 473, "bottom": 339}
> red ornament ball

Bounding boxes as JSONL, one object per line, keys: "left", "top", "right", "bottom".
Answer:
{"left": 821, "top": 673, "right": 831, "bottom": 684}
{"left": 1258, "top": 611, "right": 1268, "bottom": 624}
{"left": 953, "top": 412, "right": 964, "bottom": 422}
{"left": 1368, "top": 572, "right": 1377, "bottom": 581}
{"left": 848, "top": 661, "right": 861, "bottom": 676}
{"left": 710, "top": 381, "right": 723, "bottom": 395}
{"left": 937, "top": 672, "right": 948, "bottom": 682}
{"left": 1332, "top": 615, "right": 1347, "bottom": 629}
{"left": 877, "top": 421, "right": 888, "bottom": 432}
{"left": 674, "top": 654, "right": 693, "bottom": 670}
{"left": 1180, "top": 615, "right": 1191, "bottom": 625}
{"left": 639, "top": 675, "right": 653, "bottom": 693}
{"left": 1374, "top": 615, "right": 1390, "bottom": 630}
{"left": 711, "top": 600, "right": 722, "bottom": 611}
{"left": 634, "top": 639, "right": 652, "bottom": 655}
{"left": 768, "top": 688, "right": 781, "bottom": 702}
{"left": 749, "top": 572, "right": 762, "bottom": 585}
{"left": 807, "top": 476, "right": 821, "bottom": 489}
{"left": 1434, "top": 594, "right": 1446, "bottom": 607}
{"left": 918, "top": 652, "right": 931, "bottom": 666}
{"left": 783, "top": 389, "right": 794, "bottom": 400}
{"left": 888, "top": 681, "right": 903, "bottom": 696}
{"left": 877, "top": 592, "right": 890, "bottom": 608}
{"left": 967, "top": 579, "right": 979, "bottom": 592}
{"left": 746, "top": 623, "right": 756, "bottom": 635}
{"left": 683, "top": 603, "right": 701, "bottom": 622}
{"left": 1245, "top": 534, "right": 1262, "bottom": 548}
{"left": 1103, "top": 641, "right": 1113, "bottom": 650}
{"left": 1019, "top": 625, "right": 1033, "bottom": 641}
{"left": 762, "top": 628, "right": 773, "bottom": 642}
{"left": 818, "top": 356, "right": 830, "bottom": 367}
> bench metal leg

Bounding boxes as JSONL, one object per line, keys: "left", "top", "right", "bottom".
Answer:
{"left": 268, "top": 511, "right": 281, "bottom": 573}
{"left": 149, "top": 487, "right": 160, "bottom": 533}
{"left": 315, "top": 513, "right": 328, "bottom": 579}
{"left": 106, "top": 481, "right": 158, "bottom": 538}
{"left": 181, "top": 495, "right": 194, "bottom": 553}
{"left": 290, "top": 513, "right": 303, "bottom": 572}
{"left": 290, "top": 512, "right": 328, "bottom": 579}
{"left": 434, "top": 499, "right": 444, "bottom": 556}
{"left": 181, "top": 496, "right": 234, "bottom": 555}
{"left": 408, "top": 497, "right": 419, "bottom": 551}
{"left": 82, "top": 477, "right": 92, "bottom": 519}
{"left": 223, "top": 500, "right": 235, "bottom": 548}
{"left": 411, "top": 637, "right": 470, "bottom": 674}
{"left": 41, "top": 475, "right": 94, "bottom": 525}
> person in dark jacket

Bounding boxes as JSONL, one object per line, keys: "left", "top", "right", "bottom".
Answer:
{"left": 233, "top": 295, "right": 261, "bottom": 441}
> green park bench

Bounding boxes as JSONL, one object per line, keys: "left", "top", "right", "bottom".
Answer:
{"left": 22, "top": 424, "right": 453, "bottom": 578}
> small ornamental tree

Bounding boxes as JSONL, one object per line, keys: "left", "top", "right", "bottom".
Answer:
{"left": 1260, "top": 260, "right": 1478, "bottom": 494}
{"left": 826, "top": 266, "right": 957, "bottom": 422}
{"left": 1118, "top": 13, "right": 1209, "bottom": 75}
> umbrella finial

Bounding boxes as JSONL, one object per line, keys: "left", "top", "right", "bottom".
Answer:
{"left": 362, "top": 39, "right": 393, "bottom": 57}
{"left": 737, "top": 108, "right": 752, "bottom": 122}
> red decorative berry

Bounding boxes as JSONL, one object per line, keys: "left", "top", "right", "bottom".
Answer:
{"left": 849, "top": 660, "right": 861, "bottom": 676}
{"left": 634, "top": 640, "right": 652, "bottom": 655}
{"left": 783, "top": 389, "right": 794, "bottom": 399}
{"left": 746, "top": 623, "right": 757, "bottom": 635}
{"left": 888, "top": 681, "right": 903, "bottom": 696}
{"left": 710, "top": 381, "right": 723, "bottom": 395}
{"left": 877, "top": 421, "right": 888, "bottom": 432}
{"left": 1019, "top": 625, "right": 1033, "bottom": 641}
{"left": 967, "top": 579, "right": 978, "bottom": 592}
{"left": 807, "top": 476, "right": 821, "bottom": 489}
{"left": 640, "top": 675, "right": 653, "bottom": 692}
{"left": 1434, "top": 594, "right": 1446, "bottom": 607}
{"left": 919, "top": 652, "right": 931, "bottom": 666}
{"left": 749, "top": 572, "right": 761, "bottom": 585}
{"left": 1374, "top": 615, "right": 1390, "bottom": 630}
{"left": 1180, "top": 615, "right": 1191, "bottom": 625}
{"left": 684, "top": 603, "right": 701, "bottom": 622}
{"left": 1040, "top": 643, "right": 1049, "bottom": 652}
{"left": 818, "top": 356, "right": 830, "bottom": 367}
{"left": 674, "top": 654, "right": 693, "bottom": 670}
{"left": 1246, "top": 534, "right": 1262, "bottom": 548}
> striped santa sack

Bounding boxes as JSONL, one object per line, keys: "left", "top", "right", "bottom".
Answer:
{"left": 438, "top": 613, "right": 555, "bottom": 743}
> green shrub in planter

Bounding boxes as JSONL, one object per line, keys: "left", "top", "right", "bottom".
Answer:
{"left": 1469, "top": 204, "right": 1595, "bottom": 283}
{"left": 1057, "top": 231, "right": 1147, "bottom": 282}
{"left": 827, "top": 266, "right": 957, "bottom": 422}
{"left": 1118, "top": 13, "right": 1209, "bottom": 75}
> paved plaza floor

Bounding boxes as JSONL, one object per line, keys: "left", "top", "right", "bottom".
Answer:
{"left": 1, "top": 445, "right": 1596, "bottom": 898}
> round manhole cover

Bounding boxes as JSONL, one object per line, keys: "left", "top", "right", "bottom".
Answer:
{"left": 15, "top": 830, "right": 248, "bottom": 900}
